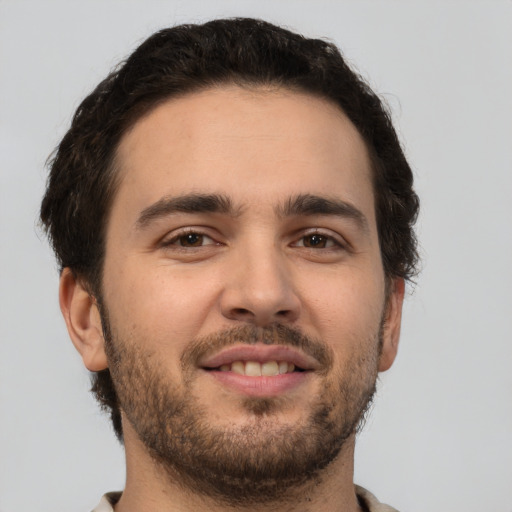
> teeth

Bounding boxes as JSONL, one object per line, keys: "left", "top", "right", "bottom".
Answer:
{"left": 261, "top": 361, "right": 279, "bottom": 376}
{"left": 218, "top": 360, "right": 297, "bottom": 376}
{"left": 245, "top": 361, "right": 262, "bottom": 376}
{"left": 231, "top": 361, "right": 245, "bottom": 375}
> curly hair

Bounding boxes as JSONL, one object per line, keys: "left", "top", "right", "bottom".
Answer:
{"left": 40, "top": 18, "right": 419, "bottom": 441}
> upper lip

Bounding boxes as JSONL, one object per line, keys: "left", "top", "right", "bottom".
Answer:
{"left": 199, "top": 344, "right": 320, "bottom": 371}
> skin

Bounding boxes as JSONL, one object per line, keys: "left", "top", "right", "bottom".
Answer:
{"left": 59, "top": 86, "right": 404, "bottom": 512}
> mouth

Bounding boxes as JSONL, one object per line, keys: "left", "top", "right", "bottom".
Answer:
{"left": 198, "top": 344, "right": 315, "bottom": 397}
{"left": 205, "top": 359, "right": 304, "bottom": 376}
{"left": 200, "top": 343, "right": 317, "bottom": 373}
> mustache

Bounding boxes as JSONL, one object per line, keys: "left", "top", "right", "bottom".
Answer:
{"left": 182, "top": 324, "right": 333, "bottom": 371}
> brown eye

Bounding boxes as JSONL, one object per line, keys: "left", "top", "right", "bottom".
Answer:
{"left": 179, "top": 233, "right": 204, "bottom": 247}
{"left": 302, "top": 234, "right": 329, "bottom": 248}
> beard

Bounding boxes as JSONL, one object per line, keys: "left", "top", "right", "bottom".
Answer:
{"left": 101, "top": 314, "right": 381, "bottom": 506}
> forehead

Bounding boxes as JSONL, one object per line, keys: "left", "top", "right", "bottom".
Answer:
{"left": 112, "top": 86, "right": 375, "bottom": 227}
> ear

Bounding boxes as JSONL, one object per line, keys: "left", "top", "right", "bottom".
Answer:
{"left": 59, "top": 268, "right": 108, "bottom": 371}
{"left": 378, "top": 278, "right": 405, "bottom": 372}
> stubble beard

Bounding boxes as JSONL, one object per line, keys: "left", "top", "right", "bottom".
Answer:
{"left": 102, "top": 319, "right": 381, "bottom": 506}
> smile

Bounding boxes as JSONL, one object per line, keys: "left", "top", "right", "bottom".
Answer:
{"left": 214, "top": 360, "right": 300, "bottom": 376}
{"left": 199, "top": 343, "right": 318, "bottom": 373}
{"left": 199, "top": 344, "right": 315, "bottom": 397}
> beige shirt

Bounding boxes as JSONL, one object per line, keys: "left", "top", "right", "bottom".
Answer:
{"left": 91, "top": 486, "right": 399, "bottom": 511}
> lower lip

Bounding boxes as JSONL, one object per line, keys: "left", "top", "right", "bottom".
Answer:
{"left": 204, "top": 370, "right": 310, "bottom": 397}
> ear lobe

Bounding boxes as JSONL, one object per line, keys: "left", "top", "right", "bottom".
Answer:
{"left": 59, "top": 268, "right": 108, "bottom": 372}
{"left": 378, "top": 278, "right": 405, "bottom": 372}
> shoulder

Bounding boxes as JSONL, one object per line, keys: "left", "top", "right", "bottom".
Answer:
{"left": 355, "top": 485, "right": 400, "bottom": 512}
{"left": 90, "top": 492, "right": 122, "bottom": 512}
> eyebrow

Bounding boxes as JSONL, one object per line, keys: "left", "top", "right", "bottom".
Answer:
{"left": 135, "top": 193, "right": 237, "bottom": 229}
{"left": 277, "top": 194, "right": 369, "bottom": 232}
{"left": 135, "top": 192, "right": 369, "bottom": 233}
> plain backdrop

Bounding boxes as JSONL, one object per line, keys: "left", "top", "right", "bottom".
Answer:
{"left": 1, "top": 1, "right": 511, "bottom": 511}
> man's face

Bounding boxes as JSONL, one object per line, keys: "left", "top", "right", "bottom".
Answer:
{"left": 97, "top": 86, "right": 402, "bottom": 502}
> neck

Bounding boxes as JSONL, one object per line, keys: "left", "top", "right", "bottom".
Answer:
{"left": 114, "top": 423, "right": 363, "bottom": 512}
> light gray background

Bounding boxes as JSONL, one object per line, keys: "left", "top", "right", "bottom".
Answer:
{"left": 1, "top": 1, "right": 511, "bottom": 511}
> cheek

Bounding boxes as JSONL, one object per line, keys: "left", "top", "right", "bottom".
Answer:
{"left": 301, "top": 268, "right": 385, "bottom": 353}
{"left": 103, "top": 261, "right": 222, "bottom": 347}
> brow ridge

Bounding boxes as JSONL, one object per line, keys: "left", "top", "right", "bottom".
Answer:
{"left": 135, "top": 193, "right": 236, "bottom": 229}
{"left": 135, "top": 192, "right": 368, "bottom": 233}
{"left": 277, "top": 194, "right": 369, "bottom": 231}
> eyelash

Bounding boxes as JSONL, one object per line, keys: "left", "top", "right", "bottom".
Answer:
{"left": 160, "top": 228, "right": 347, "bottom": 251}
{"left": 160, "top": 228, "right": 218, "bottom": 249}
{"left": 292, "top": 229, "right": 346, "bottom": 250}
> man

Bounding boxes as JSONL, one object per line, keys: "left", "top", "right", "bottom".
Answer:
{"left": 40, "top": 18, "right": 418, "bottom": 512}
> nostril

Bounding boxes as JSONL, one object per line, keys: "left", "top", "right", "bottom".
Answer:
{"left": 233, "top": 308, "right": 252, "bottom": 316}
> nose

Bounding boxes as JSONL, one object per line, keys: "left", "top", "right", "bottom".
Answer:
{"left": 219, "top": 244, "right": 301, "bottom": 327}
